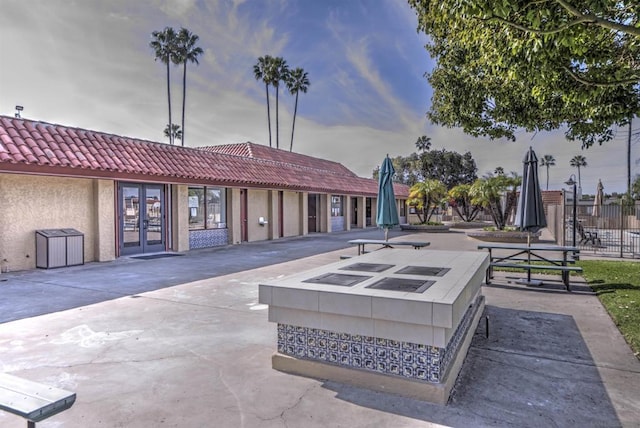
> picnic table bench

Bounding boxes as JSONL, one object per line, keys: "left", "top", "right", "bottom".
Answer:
{"left": 0, "top": 373, "right": 76, "bottom": 427}
{"left": 477, "top": 243, "right": 582, "bottom": 291}
{"left": 348, "top": 239, "right": 430, "bottom": 255}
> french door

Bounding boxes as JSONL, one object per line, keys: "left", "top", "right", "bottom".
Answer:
{"left": 119, "top": 183, "right": 166, "bottom": 255}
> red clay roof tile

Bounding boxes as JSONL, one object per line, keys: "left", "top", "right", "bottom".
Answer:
{"left": 0, "top": 116, "right": 409, "bottom": 197}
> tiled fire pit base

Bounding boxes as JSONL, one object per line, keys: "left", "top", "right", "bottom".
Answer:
{"left": 259, "top": 250, "right": 489, "bottom": 404}
{"left": 272, "top": 295, "right": 484, "bottom": 404}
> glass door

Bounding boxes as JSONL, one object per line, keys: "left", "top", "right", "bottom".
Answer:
{"left": 120, "top": 183, "right": 166, "bottom": 255}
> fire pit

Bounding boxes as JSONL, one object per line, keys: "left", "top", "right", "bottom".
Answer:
{"left": 259, "top": 249, "right": 489, "bottom": 404}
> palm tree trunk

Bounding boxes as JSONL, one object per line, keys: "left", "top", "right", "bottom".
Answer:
{"left": 181, "top": 61, "right": 187, "bottom": 147}
{"left": 265, "top": 84, "right": 272, "bottom": 148}
{"left": 290, "top": 91, "right": 299, "bottom": 152}
{"left": 275, "top": 86, "right": 279, "bottom": 149}
{"left": 577, "top": 166, "right": 581, "bottom": 189}
{"left": 166, "top": 60, "right": 173, "bottom": 145}
{"left": 546, "top": 166, "right": 550, "bottom": 190}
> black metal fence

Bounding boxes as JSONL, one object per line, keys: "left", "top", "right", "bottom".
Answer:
{"left": 561, "top": 202, "right": 640, "bottom": 258}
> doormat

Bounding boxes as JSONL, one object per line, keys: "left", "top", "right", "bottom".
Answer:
{"left": 131, "top": 253, "right": 184, "bottom": 260}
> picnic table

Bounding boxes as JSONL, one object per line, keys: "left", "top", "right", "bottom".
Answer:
{"left": 477, "top": 243, "right": 582, "bottom": 291}
{"left": 348, "top": 239, "right": 430, "bottom": 255}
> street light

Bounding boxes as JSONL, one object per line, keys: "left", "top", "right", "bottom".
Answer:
{"left": 565, "top": 174, "right": 577, "bottom": 247}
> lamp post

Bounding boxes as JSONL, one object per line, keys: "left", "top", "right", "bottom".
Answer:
{"left": 565, "top": 175, "right": 577, "bottom": 247}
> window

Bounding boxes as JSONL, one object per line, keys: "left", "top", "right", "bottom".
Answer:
{"left": 188, "top": 187, "right": 227, "bottom": 230}
{"left": 399, "top": 200, "right": 406, "bottom": 216}
{"left": 331, "top": 195, "right": 343, "bottom": 217}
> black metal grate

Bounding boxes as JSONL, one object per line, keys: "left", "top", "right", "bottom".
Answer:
{"left": 303, "top": 273, "right": 371, "bottom": 287}
{"left": 366, "top": 277, "right": 435, "bottom": 293}
{"left": 395, "top": 266, "right": 450, "bottom": 277}
{"left": 339, "top": 263, "right": 395, "bottom": 273}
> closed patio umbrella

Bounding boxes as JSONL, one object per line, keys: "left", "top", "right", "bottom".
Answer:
{"left": 514, "top": 147, "right": 547, "bottom": 285}
{"left": 376, "top": 155, "right": 400, "bottom": 241}
{"left": 593, "top": 179, "right": 604, "bottom": 217}
{"left": 515, "top": 146, "right": 547, "bottom": 241}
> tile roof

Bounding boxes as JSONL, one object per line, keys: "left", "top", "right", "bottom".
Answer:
{"left": 200, "top": 143, "right": 358, "bottom": 177}
{"left": 0, "top": 116, "right": 409, "bottom": 197}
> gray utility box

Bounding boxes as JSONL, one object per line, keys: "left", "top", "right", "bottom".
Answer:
{"left": 36, "top": 229, "right": 84, "bottom": 269}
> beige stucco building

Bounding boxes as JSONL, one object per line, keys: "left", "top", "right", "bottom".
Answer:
{"left": 0, "top": 116, "right": 408, "bottom": 272}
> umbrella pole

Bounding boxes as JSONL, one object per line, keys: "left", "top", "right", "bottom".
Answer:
{"left": 384, "top": 228, "right": 389, "bottom": 241}
{"left": 527, "top": 232, "right": 532, "bottom": 282}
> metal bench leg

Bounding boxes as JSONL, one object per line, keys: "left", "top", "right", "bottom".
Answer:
{"left": 562, "top": 271, "right": 571, "bottom": 291}
{"left": 485, "top": 268, "right": 492, "bottom": 285}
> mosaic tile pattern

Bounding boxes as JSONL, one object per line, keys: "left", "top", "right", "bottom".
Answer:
{"left": 189, "top": 228, "right": 229, "bottom": 249}
{"left": 277, "top": 295, "right": 482, "bottom": 384}
{"left": 440, "top": 295, "right": 484, "bottom": 378}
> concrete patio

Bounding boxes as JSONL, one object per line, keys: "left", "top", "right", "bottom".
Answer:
{"left": 0, "top": 229, "right": 638, "bottom": 427}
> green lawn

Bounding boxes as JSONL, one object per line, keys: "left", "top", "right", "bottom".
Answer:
{"left": 577, "top": 260, "right": 640, "bottom": 359}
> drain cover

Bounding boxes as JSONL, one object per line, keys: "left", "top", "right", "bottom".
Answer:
{"left": 303, "top": 273, "right": 371, "bottom": 287}
{"left": 339, "top": 263, "right": 394, "bottom": 273}
{"left": 395, "top": 266, "right": 450, "bottom": 277}
{"left": 366, "top": 277, "right": 435, "bottom": 293}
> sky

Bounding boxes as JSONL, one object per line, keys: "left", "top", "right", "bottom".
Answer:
{"left": 0, "top": 0, "right": 638, "bottom": 195}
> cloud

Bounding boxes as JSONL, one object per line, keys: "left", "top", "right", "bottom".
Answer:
{"left": 0, "top": 0, "right": 634, "bottom": 194}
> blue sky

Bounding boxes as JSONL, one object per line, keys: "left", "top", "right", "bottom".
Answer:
{"left": 0, "top": 0, "right": 637, "bottom": 194}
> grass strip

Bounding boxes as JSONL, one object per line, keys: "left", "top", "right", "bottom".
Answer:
{"left": 577, "top": 260, "right": 640, "bottom": 360}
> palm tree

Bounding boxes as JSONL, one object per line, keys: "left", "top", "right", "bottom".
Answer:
{"left": 286, "top": 67, "right": 310, "bottom": 152}
{"left": 164, "top": 124, "right": 182, "bottom": 144}
{"left": 539, "top": 154, "right": 556, "bottom": 190}
{"left": 150, "top": 27, "right": 178, "bottom": 145}
{"left": 407, "top": 179, "right": 447, "bottom": 224}
{"left": 175, "top": 28, "right": 203, "bottom": 147}
{"left": 570, "top": 155, "right": 587, "bottom": 189}
{"left": 415, "top": 135, "right": 431, "bottom": 152}
{"left": 469, "top": 174, "right": 521, "bottom": 230}
{"left": 253, "top": 55, "right": 275, "bottom": 147}
{"left": 271, "top": 57, "right": 289, "bottom": 149}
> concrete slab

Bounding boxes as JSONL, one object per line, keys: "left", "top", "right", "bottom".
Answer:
{"left": 0, "top": 228, "right": 638, "bottom": 427}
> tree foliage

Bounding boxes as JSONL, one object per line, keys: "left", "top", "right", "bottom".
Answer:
{"left": 175, "top": 28, "right": 203, "bottom": 147}
{"left": 632, "top": 176, "right": 640, "bottom": 200}
{"left": 418, "top": 148, "right": 478, "bottom": 189}
{"left": 448, "top": 184, "right": 482, "bottom": 222}
{"left": 164, "top": 123, "right": 182, "bottom": 143}
{"left": 470, "top": 174, "right": 521, "bottom": 230}
{"left": 539, "top": 154, "right": 556, "bottom": 190}
{"left": 415, "top": 135, "right": 432, "bottom": 152}
{"left": 150, "top": 27, "right": 178, "bottom": 145}
{"left": 151, "top": 27, "right": 202, "bottom": 146}
{"left": 372, "top": 148, "right": 478, "bottom": 188}
{"left": 407, "top": 179, "right": 447, "bottom": 223}
{"left": 408, "top": 0, "right": 640, "bottom": 147}
{"left": 570, "top": 154, "right": 588, "bottom": 188}
{"left": 286, "top": 67, "right": 310, "bottom": 152}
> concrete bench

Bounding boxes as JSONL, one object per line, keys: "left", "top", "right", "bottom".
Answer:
{"left": 0, "top": 373, "right": 76, "bottom": 427}
{"left": 488, "top": 262, "right": 583, "bottom": 291}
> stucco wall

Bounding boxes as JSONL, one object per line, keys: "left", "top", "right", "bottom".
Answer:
{"left": 283, "top": 191, "right": 300, "bottom": 237}
{"left": 172, "top": 184, "right": 190, "bottom": 252}
{"left": 93, "top": 179, "right": 116, "bottom": 262}
{"left": 248, "top": 189, "right": 270, "bottom": 241}
{"left": 0, "top": 173, "right": 96, "bottom": 272}
{"left": 228, "top": 188, "right": 242, "bottom": 244}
